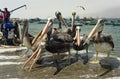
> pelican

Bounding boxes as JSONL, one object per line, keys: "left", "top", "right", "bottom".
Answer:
{"left": 23, "top": 18, "right": 52, "bottom": 71}
{"left": 22, "top": 18, "right": 53, "bottom": 71}
{"left": 84, "top": 19, "right": 114, "bottom": 62}
{"left": 69, "top": 11, "right": 89, "bottom": 62}
{"left": 73, "top": 26, "right": 89, "bottom": 62}
{"left": 67, "top": 11, "right": 77, "bottom": 38}
{"left": 22, "top": 19, "right": 34, "bottom": 50}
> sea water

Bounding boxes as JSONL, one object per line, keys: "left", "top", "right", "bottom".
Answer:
{"left": 29, "top": 23, "right": 120, "bottom": 57}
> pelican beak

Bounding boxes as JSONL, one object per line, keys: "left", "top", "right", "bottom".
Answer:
{"left": 39, "top": 18, "right": 53, "bottom": 40}
{"left": 84, "top": 19, "right": 104, "bottom": 44}
{"left": 23, "top": 45, "right": 42, "bottom": 70}
{"left": 23, "top": 19, "right": 29, "bottom": 36}
{"left": 76, "top": 26, "right": 81, "bottom": 46}
{"left": 32, "top": 18, "right": 53, "bottom": 49}
{"left": 55, "top": 11, "right": 67, "bottom": 28}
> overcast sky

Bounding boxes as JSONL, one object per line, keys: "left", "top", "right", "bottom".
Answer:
{"left": 0, "top": 0, "right": 120, "bottom": 19}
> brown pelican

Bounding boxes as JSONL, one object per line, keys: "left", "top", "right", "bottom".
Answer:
{"left": 73, "top": 26, "right": 89, "bottom": 62}
{"left": 67, "top": 11, "right": 89, "bottom": 63}
{"left": 19, "top": 19, "right": 37, "bottom": 60}
{"left": 84, "top": 19, "right": 114, "bottom": 62}
{"left": 66, "top": 11, "right": 77, "bottom": 39}
{"left": 22, "top": 18, "right": 53, "bottom": 71}
{"left": 22, "top": 19, "right": 34, "bottom": 50}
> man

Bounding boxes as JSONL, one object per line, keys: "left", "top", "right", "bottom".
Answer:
{"left": 7, "top": 28, "right": 14, "bottom": 45}
{"left": 0, "top": 8, "right": 10, "bottom": 23}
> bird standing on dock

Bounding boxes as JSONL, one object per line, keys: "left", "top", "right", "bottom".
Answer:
{"left": 22, "top": 18, "right": 53, "bottom": 71}
{"left": 22, "top": 19, "right": 34, "bottom": 51}
{"left": 73, "top": 26, "right": 89, "bottom": 62}
{"left": 84, "top": 19, "right": 114, "bottom": 62}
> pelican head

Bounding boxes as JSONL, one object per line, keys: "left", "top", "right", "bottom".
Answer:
{"left": 84, "top": 19, "right": 105, "bottom": 44}
{"left": 72, "top": 11, "right": 76, "bottom": 16}
{"left": 76, "top": 26, "right": 81, "bottom": 30}
{"left": 55, "top": 11, "right": 67, "bottom": 27}
{"left": 55, "top": 11, "right": 61, "bottom": 21}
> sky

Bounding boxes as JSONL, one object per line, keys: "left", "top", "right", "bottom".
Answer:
{"left": 0, "top": 0, "right": 120, "bottom": 19}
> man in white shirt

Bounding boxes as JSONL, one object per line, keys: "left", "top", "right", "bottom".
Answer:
{"left": 7, "top": 29, "right": 14, "bottom": 45}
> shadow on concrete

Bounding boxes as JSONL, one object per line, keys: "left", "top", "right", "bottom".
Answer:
{"left": 35, "top": 51, "right": 95, "bottom": 75}
{"left": 99, "top": 57, "right": 120, "bottom": 76}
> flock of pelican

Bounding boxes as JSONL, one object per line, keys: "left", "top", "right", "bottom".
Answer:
{"left": 21, "top": 11, "right": 114, "bottom": 72}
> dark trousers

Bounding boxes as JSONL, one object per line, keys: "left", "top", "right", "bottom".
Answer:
{"left": 7, "top": 39, "right": 14, "bottom": 45}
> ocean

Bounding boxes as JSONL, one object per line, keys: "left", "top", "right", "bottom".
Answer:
{"left": 29, "top": 23, "right": 120, "bottom": 57}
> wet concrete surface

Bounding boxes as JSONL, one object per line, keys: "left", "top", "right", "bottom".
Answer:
{"left": 0, "top": 47, "right": 120, "bottom": 79}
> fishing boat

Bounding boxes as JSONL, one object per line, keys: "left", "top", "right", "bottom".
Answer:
{"left": 67, "top": 22, "right": 83, "bottom": 27}
{"left": 0, "top": 22, "right": 26, "bottom": 53}
{"left": 112, "top": 23, "right": 120, "bottom": 26}
{"left": 111, "top": 19, "right": 120, "bottom": 26}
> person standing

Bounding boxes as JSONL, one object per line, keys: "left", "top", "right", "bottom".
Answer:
{"left": 7, "top": 28, "right": 14, "bottom": 45}
{"left": 0, "top": 8, "right": 10, "bottom": 23}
